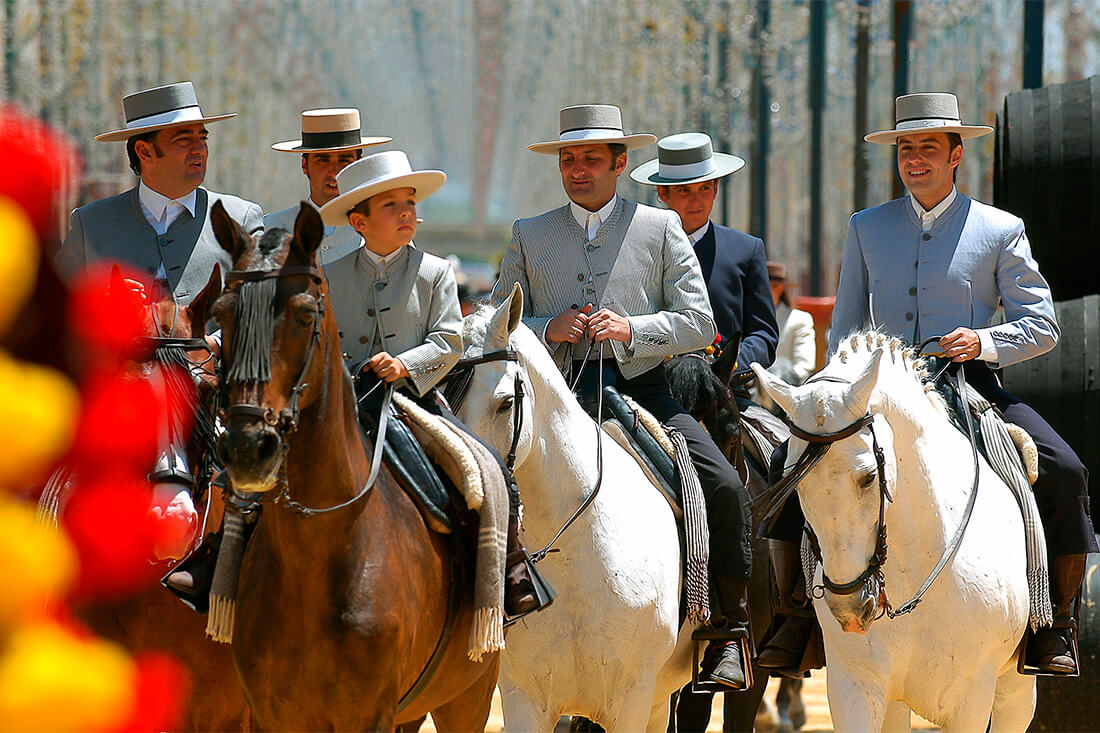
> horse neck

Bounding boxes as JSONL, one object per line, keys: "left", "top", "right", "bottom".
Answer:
{"left": 511, "top": 345, "right": 601, "bottom": 534}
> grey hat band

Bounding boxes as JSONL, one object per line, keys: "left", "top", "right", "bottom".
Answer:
{"left": 561, "top": 125, "right": 624, "bottom": 134}
{"left": 659, "top": 157, "right": 717, "bottom": 179}
{"left": 124, "top": 82, "right": 199, "bottom": 122}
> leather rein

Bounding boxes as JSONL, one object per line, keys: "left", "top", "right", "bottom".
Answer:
{"left": 442, "top": 344, "right": 607, "bottom": 564}
{"left": 788, "top": 362, "right": 981, "bottom": 619}
{"left": 218, "top": 264, "right": 388, "bottom": 517}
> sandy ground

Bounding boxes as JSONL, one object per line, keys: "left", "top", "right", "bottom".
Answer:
{"left": 422, "top": 671, "right": 942, "bottom": 732}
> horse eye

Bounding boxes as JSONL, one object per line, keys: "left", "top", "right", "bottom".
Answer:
{"left": 297, "top": 309, "right": 316, "bottom": 327}
{"left": 858, "top": 471, "right": 877, "bottom": 489}
{"left": 495, "top": 396, "right": 514, "bottom": 415}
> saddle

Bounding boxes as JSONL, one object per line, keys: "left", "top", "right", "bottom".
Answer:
{"left": 598, "top": 386, "right": 683, "bottom": 516}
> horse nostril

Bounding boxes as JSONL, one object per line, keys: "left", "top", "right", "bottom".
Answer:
{"left": 256, "top": 430, "right": 281, "bottom": 463}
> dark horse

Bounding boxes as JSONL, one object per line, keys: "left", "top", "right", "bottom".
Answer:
{"left": 43, "top": 266, "right": 251, "bottom": 732}
{"left": 666, "top": 349, "right": 802, "bottom": 733}
{"left": 210, "top": 201, "right": 499, "bottom": 730}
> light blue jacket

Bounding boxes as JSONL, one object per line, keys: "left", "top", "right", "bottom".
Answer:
{"left": 829, "top": 194, "right": 1058, "bottom": 368}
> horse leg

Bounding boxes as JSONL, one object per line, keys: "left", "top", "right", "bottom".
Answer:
{"left": 776, "top": 677, "right": 805, "bottom": 730}
{"left": 881, "top": 701, "right": 911, "bottom": 733}
{"left": 500, "top": 686, "right": 560, "bottom": 733}
{"left": 989, "top": 669, "right": 1035, "bottom": 733}
{"left": 427, "top": 656, "right": 500, "bottom": 733}
{"left": 755, "top": 690, "right": 779, "bottom": 733}
{"left": 644, "top": 693, "right": 673, "bottom": 733}
{"left": 720, "top": 667, "right": 769, "bottom": 732}
{"left": 824, "top": 673, "right": 886, "bottom": 732}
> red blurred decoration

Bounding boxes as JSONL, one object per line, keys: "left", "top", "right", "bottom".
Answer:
{"left": 62, "top": 473, "right": 162, "bottom": 599}
{"left": 0, "top": 103, "right": 82, "bottom": 244}
{"left": 67, "top": 263, "right": 151, "bottom": 362}
{"left": 70, "top": 372, "right": 163, "bottom": 474}
{"left": 114, "top": 653, "right": 189, "bottom": 733}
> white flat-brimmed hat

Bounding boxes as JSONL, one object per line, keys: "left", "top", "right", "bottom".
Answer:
{"left": 271, "top": 108, "right": 391, "bottom": 153}
{"left": 865, "top": 92, "right": 993, "bottom": 145}
{"left": 95, "top": 82, "right": 235, "bottom": 142}
{"left": 319, "top": 150, "right": 445, "bottom": 226}
{"left": 630, "top": 132, "right": 745, "bottom": 185}
{"left": 528, "top": 104, "right": 656, "bottom": 155}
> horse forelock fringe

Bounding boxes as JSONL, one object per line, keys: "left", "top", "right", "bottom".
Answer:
{"left": 227, "top": 278, "right": 277, "bottom": 384}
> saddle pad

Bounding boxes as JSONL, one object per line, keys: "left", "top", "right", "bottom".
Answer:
{"left": 371, "top": 401, "right": 453, "bottom": 534}
{"left": 393, "top": 392, "right": 485, "bottom": 513}
{"left": 602, "top": 419, "right": 683, "bottom": 520}
{"left": 599, "top": 386, "right": 682, "bottom": 510}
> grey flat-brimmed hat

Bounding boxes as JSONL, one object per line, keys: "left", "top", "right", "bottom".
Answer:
{"left": 319, "top": 150, "right": 446, "bottom": 226}
{"left": 630, "top": 132, "right": 745, "bottom": 185}
{"left": 271, "top": 108, "right": 391, "bottom": 153}
{"left": 95, "top": 81, "right": 235, "bottom": 142}
{"left": 528, "top": 104, "right": 656, "bottom": 155}
{"left": 865, "top": 92, "right": 993, "bottom": 145}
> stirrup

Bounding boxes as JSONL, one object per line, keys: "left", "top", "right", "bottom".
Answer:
{"left": 1018, "top": 608, "right": 1081, "bottom": 678}
{"left": 503, "top": 549, "right": 557, "bottom": 627}
{"left": 690, "top": 625, "right": 753, "bottom": 693}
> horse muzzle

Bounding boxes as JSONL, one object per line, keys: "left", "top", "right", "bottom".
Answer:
{"left": 216, "top": 421, "right": 284, "bottom": 492}
{"left": 826, "top": 586, "right": 878, "bottom": 634}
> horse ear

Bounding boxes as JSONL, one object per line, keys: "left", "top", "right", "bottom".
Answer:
{"left": 713, "top": 335, "right": 740, "bottom": 386}
{"left": 847, "top": 348, "right": 884, "bottom": 417}
{"left": 487, "top": 283, "right": 524, "bottom": 347}
{"left": 187, "top": 263, "right": 223, "bottom": 336}
{"left": 292, "top": 201, "right": 324, "bottom": 262}
{"left": 750, "top": 362, "right": 797, "bottom": 416}
{"left": 211, "top": 200, "right": 249, "bottom": 262}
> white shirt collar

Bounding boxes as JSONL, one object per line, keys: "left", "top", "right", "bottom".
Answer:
{"left": 362, "top": 241, "right": 414, "bottom": 268}
{"left": 139, "top": 180, "right": 197, "bottom": 221}
{"left": 909, "top": 186, "right": 957, "bottom": 227}
{"left": 687, "top": 221, "right": 711, "bottom": 244}
{"left": 570, "top": 195, "right": 618, "bottom": 233}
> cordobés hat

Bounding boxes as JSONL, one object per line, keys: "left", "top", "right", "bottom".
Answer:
{"left": 630, "top": 132, "right": 745, "bottom": 185}
{"left": 864, "top": 92, "right": 993, "bottom": 145}
{"left": 95, "top": 81, "right": 235, "bottom": 142}
{"left": 528, "top": 104, "right": 656, "bottom": 155}
{"left": 319, "top": 150, "right": 445, "bottom": 226}
{"left": 271, "top": 108, "right": 391, "bottom": 153}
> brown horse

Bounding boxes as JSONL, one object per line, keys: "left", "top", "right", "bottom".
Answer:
{"left": 47, "top": 266, "right": 252, "bottom": 732}
{"left": 209, "top": 201, "right": 499, "bottom": 731}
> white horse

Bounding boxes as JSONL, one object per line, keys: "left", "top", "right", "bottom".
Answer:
{"left": 454, "top": 286, "right": 694, "bottom": 732}
{"left": 752, "top": 332, "right": 1035, "bottom": 732}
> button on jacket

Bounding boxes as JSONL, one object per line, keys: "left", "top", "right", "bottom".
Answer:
{"left": 58, "top": 186, "right": 263, "bottom": 304}
{"left": 324, "top": 244, "right": 462, "bottom": 396}
{"left": 829, "top": 194, "right": 1058, "bottom": 368}
{"left": 264, "top": 203, "right": 362, "bottom": 266}
{"left": 492, "top": 198, "right": 716, "bottom": 379}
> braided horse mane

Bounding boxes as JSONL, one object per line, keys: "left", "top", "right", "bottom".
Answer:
{"left": 829, "top": 331, "right": 949, "bottom": 421}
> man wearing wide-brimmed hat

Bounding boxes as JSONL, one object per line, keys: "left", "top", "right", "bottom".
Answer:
{"left": 631, "top": 132, "right": 778, "bottom": 371}
{"left": 493, "top": 104, "right": 755, "bottom": 689}
{"left": 57, "top": 81, "right": 262, "bottom": 303}
{"left": 265, "top": 108, "right": 390, "bottom": 265}
{"left": 827, "top": 92, "right": 1098, "bottom": 675}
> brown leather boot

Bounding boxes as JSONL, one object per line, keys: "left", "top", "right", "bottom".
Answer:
{"left": 758, "top": 539, "right": 815, "bottom": 670}
{"left": 503, "top": 512, "right": 541, "bottom": 619}
{"left": 162, "top": 529, "right": 222, "bottom": 614}
{"left": 699, "top": 578, "right": 750, "bottom": 690}
{"left": 1027, "top": 554, "right": 1086, "bottom": 674}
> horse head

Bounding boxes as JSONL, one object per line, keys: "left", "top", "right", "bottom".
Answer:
{"left": 753, "top": 342, "right": 900, "bottom": 633}
{"left": 451, "top": 283, "right": 536, "bottom": 469}
{"left": 124, "top": 263, "right": 223, "bottom": 561}
{"left": 211, "top": 200, "right": 329, "bottom": 493}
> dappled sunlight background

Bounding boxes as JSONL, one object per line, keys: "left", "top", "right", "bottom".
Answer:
{"left": 0, "top": 103, "right": 186, "bottom": 732}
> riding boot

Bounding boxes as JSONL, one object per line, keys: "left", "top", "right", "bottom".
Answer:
{"left": 1027, "top": 553, "right": 1086, "bottom": 674}
{"left": 758, "top": 539, "right": 815, "bottom": 670}
{"left": 163, "top": 528, "right": 222, "bottom": 614}
{"left": 504, "top": 511, "right": 540, "bottom": 618}
{"left": 699, "top": 577, "right": 750, "bottom": 690}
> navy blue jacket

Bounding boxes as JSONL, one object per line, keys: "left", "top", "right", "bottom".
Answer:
{"left": 692, "top": 222, "right": 778, "bottom": 370}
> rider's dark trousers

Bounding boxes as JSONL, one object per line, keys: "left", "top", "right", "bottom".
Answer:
{"left": 764, "top": 360, "right": 1098, "bottom": 556}
{"left": 588, "top": 360, "right": 753, "bottom": 581}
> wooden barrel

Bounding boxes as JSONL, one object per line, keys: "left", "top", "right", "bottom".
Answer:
{"left": 994, "top": 75, "right": 1100, "bottom": 302}
{"left": 1000, "top": 295, "right": 1100, "bottom": 513}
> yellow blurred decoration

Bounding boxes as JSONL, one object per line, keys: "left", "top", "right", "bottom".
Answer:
{"left": 0, "top": 352, "right": 79, "bottom": 490}
{"left": 0, "top": 196, "right": 38, "bottom": 336}
{"left": 0, "top": 621, "right": 135, "bottom": 732}
{"left": 0, "top": 498, "right": 76, "bottom": 627}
